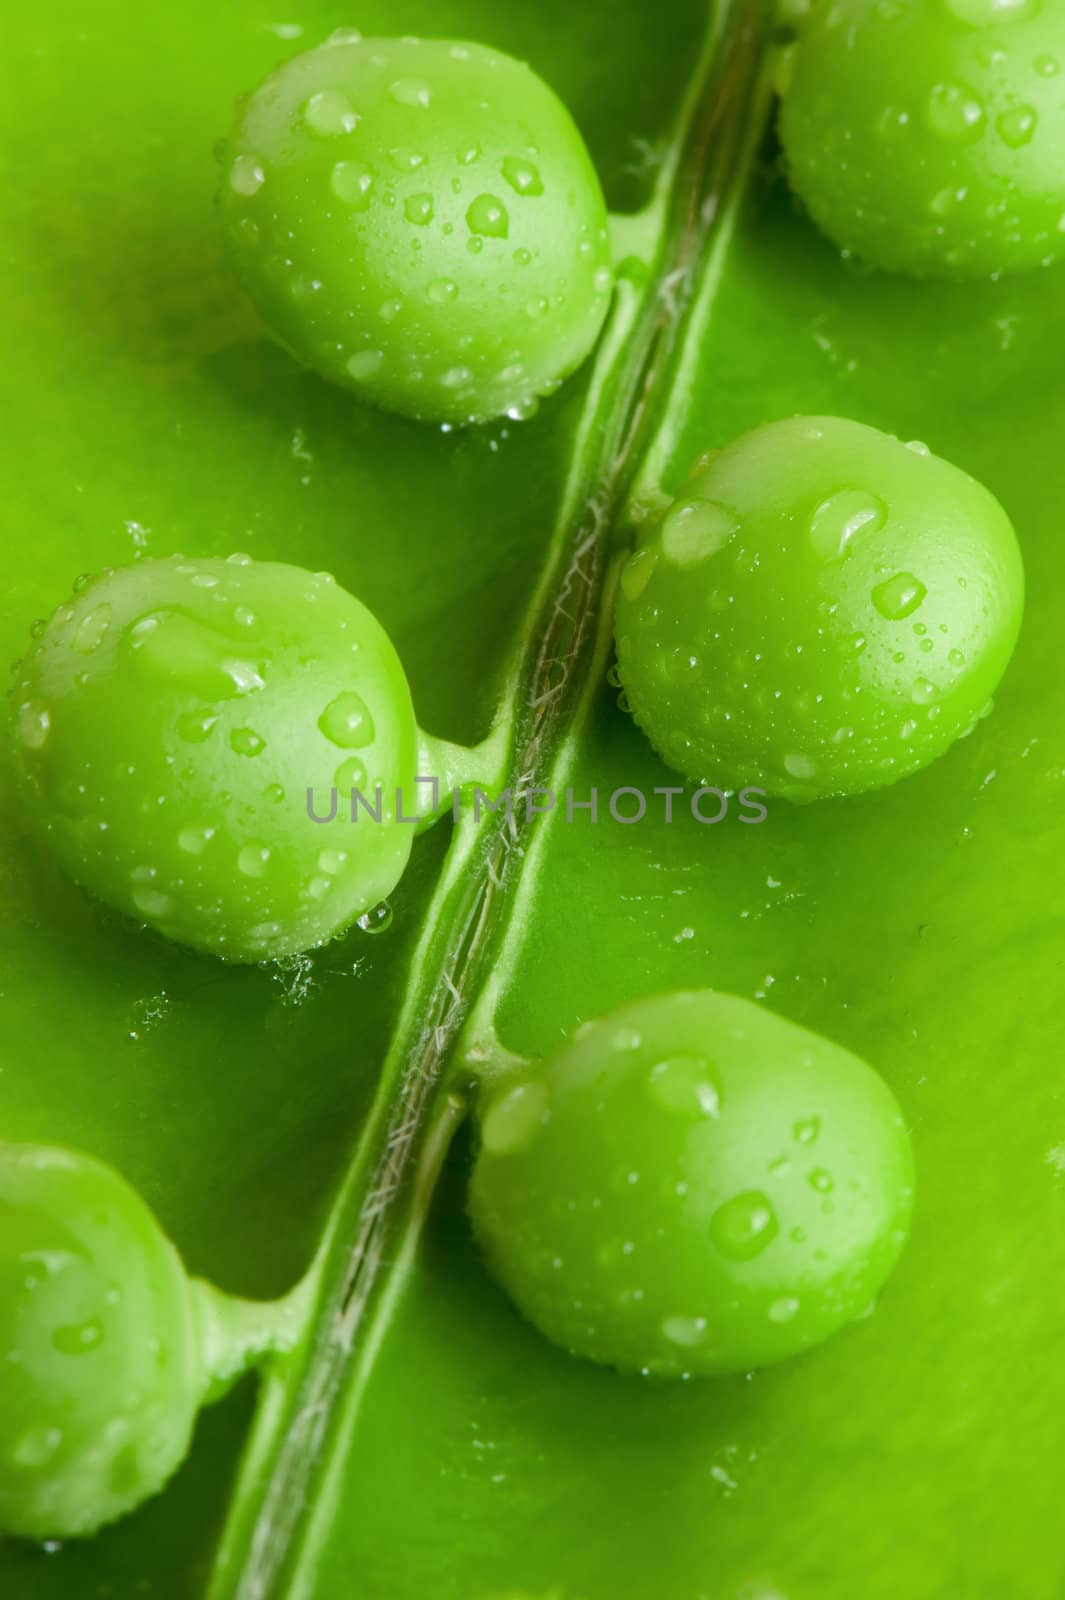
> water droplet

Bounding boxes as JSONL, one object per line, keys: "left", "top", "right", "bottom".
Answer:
{"left": 388, "top": 77, "right": 432, "bottom": 108}
{"left": 357, "top": 900, "right": 393, "bottom": 933}
{"left": 441, "top": 365, "right": 473, "bottom": 388}
{"left": 237, "top": 844, "right": 271, "bottom": 878}
{"left": 872, "top": 572, "right": 927, "bottom": 620}
{"left": 16, "top": 700, "right": 50, "bottom": 749}
{"left": 466, "top": 194, "right": 509, "bottom": 238}
{"left": 793, "top": 1115, "right": 821, "bottom": 1145}
{"left": 906, "top": 439, "right": 931, "bottom": 456}
{"left": 378, "top": 298, "right": 403, "bottom": 322}
{"left": 660, "top": 498, "right": 737, "bottom": 567}
{"left": 331, "top": 159, "right": 374, "bottom": 207}
{"left": 911, "top": 676, "right": 937, "bottom": 705}
{"left": 230, "top": 153, "right": 265, "bottom": 195}
{"left": 178, "top": 825, "right": 214, "bottom": 856}
{"left": 388, "top": 146, "right": 426, "bottom": 171}
{"left": 512, "top": 247, "right": 532, "bottom": 267}
{"left": 809, "top": 1168, "right": 835, "bottom": 1194}
{"left": 809, "top": 488, "right": 887, "bottom": 559}
{"left": 305, "top": 874, "right": 332, "bottom": 899}
{"left": 52, "top": 1318, "right": 104, "bottom": 1355}
{"left": 525, "top": 294, "right": 548, "bottom": 317}
{"left": 11, "top": 1427, "right": 63, "bottom": 1467}
{"left": 620, "top": 546, "right": 657, "bottom": 600}
{"left": 324, "top": 25, "right": 363, "bottom": 45}
{"left": 661, "top": 1314, "right": 708, "bottom": 1347}
{"left": 501, "top": 155, "right": 543, "bottom": 196}
{"left": 1035, "top": 52, "right": 1060, "bottom": 75}
{"left": 303, "top": 88, "right": 358, "bottom": 136}
{"left": 646, "top": 1055, "right": 722, "bottom": 1118}
{"left": 176, "top": 710, "right": 218, "bottom": 743}
{"left": 481, "top": 1079, "right": 550, "bottom": 1154}
{"left": 125, "top": 609, "right": 264, "bottom": 698}
{"left": 335, "top": 756, "right": 368, "bottom": 791}
{"left": 318, "top": 848, "right": 348, "bottom": 875}
{"left": 132, "top": 886, "right": 173, "bottom": 919}
{"left": 768, "top": 1296, "right": 801, "bottom": 1324}
{"left": 404, "top": 192, "right": 434, "bottom": 225}
{"left": 426, "top": 277, "right": 458, "bottom": 303}
{"left": 948, "top": 647, "right": 966, "bottom": 668}
{"left": 319, "top": 691, "right": 374, "bottom": 747}
{"left": 347, "top": 350, "right": 384, "bottom": 381}
{"left": 458, "top": 142, "right": 481, "bottom": 165}
{"left": 230, "top": 726, "right": 265, "bottom": 757}
{"left": 945, "top": 0, "right": 1039, "bottom": 23}
{"left": 710, "top": 1191, "right": 779, "bottom": 1260}
{"left": 996, "top": 104, "right": 1038, "bottom": 146}
{"left": 926, "top": 81, "right": 986, "bottom": 143}
{"left": 784, "top": 752, "right": 816, "bottom": 780}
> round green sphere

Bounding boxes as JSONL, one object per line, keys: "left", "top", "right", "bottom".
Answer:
{"left": 12, "top": 555, "right": 418, "bottom": 960}
{"left": 0, "top": 1142, "right": 204, "bottom": 1539}
{"left": 780, "top": 0, "right": 1065, "bottom": 278}
{"left": 219, "top": 31, "right": 613, "bottom": 423}
{"left": 468, "top": 992, "right": 914, "bottom": 1378}
{"left": 615, "top": 416, "right": 1023, "bottom": 801}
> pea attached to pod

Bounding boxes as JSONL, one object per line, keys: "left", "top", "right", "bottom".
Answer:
{"left": 0, "top": 1140, "right": 303, "bottom": 1539}
{"left": 467, "top": 990, "right": 915, "bottom": 1378}
{"left": 780, "top": 0, "right": 1065, "bottom": 278}
{"left": 11, "top": 555, "right": 494, "bottom": 961}
{"left": 615, "top": 415, "right": 1024, "bottom": 801}
{"left": 219, "top": 30, "right": 614, "bottom": 424}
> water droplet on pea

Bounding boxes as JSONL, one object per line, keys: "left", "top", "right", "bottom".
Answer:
{"left": 646, "top": 1055, "right": 722, "bottom": 1118}
{"left": 925, "top": 81, "right": 986, "bottom": 143}
{"left": 319, "top": 691, "right": 374, "bottom": 748}
{"left": 501, "top": 155, "right": 543, "bottom": 196}
{"left": 230, "top": 727, "right": 265, "bottom": 757}
{"left": 230, "top": 153, "right": 265, "bottom": 196}
{"left": 426, "top": 277, "right": 458, "bottom": 303}
{"left": 945, "top": 0, "right": 1038, "bottom": 23}
{"left": 481, "top": 1079, "right": 550, "bottom": 1154}
{"left": 16, "top": 700, "right": 51, "bottom": 749}
{"left": 996, "top": 104, "right": 1038, "bottom": 147}
{"left": 357, "top": 900, "right": 393, "bottom": 933}
{"left": 347, "top": 350, "right": 385, "bottom": 381}
{"left": 125, "top": 610, "right": 265, "bottom": 698}
{"left": 52, "top": 1317, "right": 104, "bottom": 1355}
{"left": 661, "top": 1314, "right": 708, "bottom": 1347}
{"left": 620, "top": 547, "right": 657, "bottom": 600}
{"left": 303, "top": 88, "right": 358, "bottom": 136}
{"left": 809, "top": 1168, "right": 835, "bottom": 1194}
{"left": 132, "top": 885, "right": 173, "bottom": 919}
{"left": 330, "top": 160, "right": 374, "bottom": 207}
{"left": 911, "top": 676, "right": 937, "bottom": 705}
{"left": 11, "top": 1427, "right": 63, "bottom": 1468}
{"left": 388, "top": 77, "right": 432, "bottom": 109}
{"left": 404, "top": 193, "right": 434, "bottom": 226}
{"left": 441, "top": 365, "right": 473, "bottom": 388}
{"left": 809, "top": 488, "right": 887, "bottom": 559}
{"left": 768, "top": 1296, "right": 801, "bottom": 1324}
{"left": 237, "top": 844, "right": 271, "bottom": 878}
{"left": 660, "top": 498, "right": 738, "bottom": 567}
{"left": 710, "top": 1191, "right": 778, "bottom": 1260}
{"left": 872, "top": 572, "right": 927, "bottom": 620}
{"left": 793, "top": 1115, "right": 821, "bottom": 1144}
{"left": 466, "top": 194, "right": 509, "bottom": 237}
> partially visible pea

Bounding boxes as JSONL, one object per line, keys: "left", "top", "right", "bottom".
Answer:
{"left": 468, "top": 991, "right": 914, "bottom": 1378}
{"left": 219, "top": 32, "right": 613, "bottom": 423}
{"left": 615, "top": 416, "right": 1023, "bottom": 801}
{"left": 11, "top": 556, "right": 420, "bottom": 960}
{"left": 780, "top": 0, "right": 1065, "bottom": 278}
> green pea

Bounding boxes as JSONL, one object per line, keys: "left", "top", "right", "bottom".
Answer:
{"left": 11, "top": 555, "right": 420, "bottom": 961}
{"left": 468, "top": 991, "right": 914, "bottom": 1378}
{"left": 615, "top": 416, "right": 1023, "bottom": 801}
{"left": 780, "top": 0, "right": 1065, "bottom": 278}
{"left": 219, "top": 31, "right": 613, "bottom": 423}
{"left": 0, "top": 1141, "right": 301, "bottom": 1539}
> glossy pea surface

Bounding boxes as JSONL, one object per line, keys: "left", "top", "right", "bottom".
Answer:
{"left": 219, "top": 32, "right": 613, "bottom": 423}
{"left": 12, "top": 556, "right": 418, "bottom": 961}
{"left": 615, "top": 415, "right": 1024, "bottom": 800}
{"left": 780, "top": 0, "right": 1065, "bottom": 278}
{"left": 468, "top": 991, "right": 914, "bottom": 1378}
{"left": 0, "top": 1142, "right": 203, "bottom": 1539}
